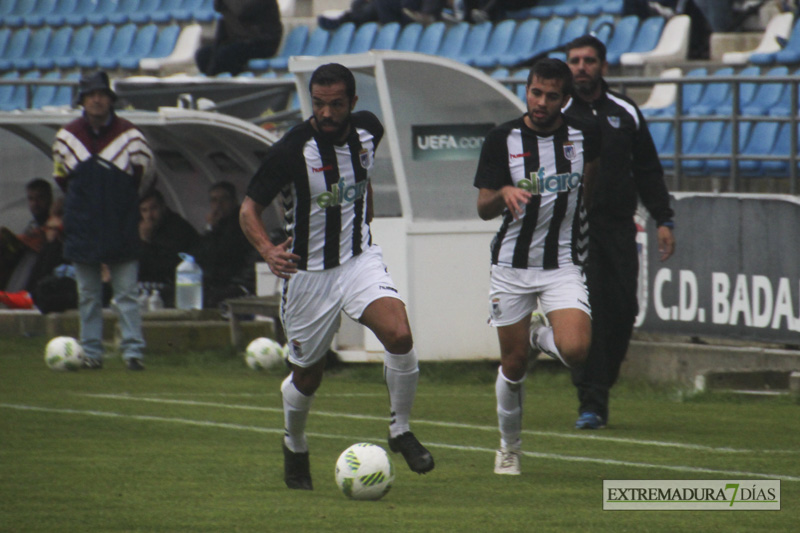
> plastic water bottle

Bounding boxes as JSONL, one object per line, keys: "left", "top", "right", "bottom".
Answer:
{"left": 148, "top": 289, "right": 164, "bottom": 311}
{"left": 175, "top": 253, "right": 203, "bottom": 310}
{"left": 137, "top": 284, "right": 149, "bottom": 313}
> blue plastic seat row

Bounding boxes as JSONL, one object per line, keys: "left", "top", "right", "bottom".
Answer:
{"left": 642, "top": 65, "right": 800, "bottom": 117}
{"left": 654, "top": 119, "right": 800, "bottom": 177}
{"left": 0, "top": 69, "right": 81, "bottom": 110}
{"left": 750, "top": 17, "right": 800, "bottom": 65}
{"left": 505, "top": 0, "right": 624, "bottom": 19}
{"left": 0, "top": 23, "right": 180, "bottom": 71}
{"left": 0, "top": 0, "right": 216, "bottom": 28}
{"left": 247, "top": 15, "right": 665, "bottom": 73}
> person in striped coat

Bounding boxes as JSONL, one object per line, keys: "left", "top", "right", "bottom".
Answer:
{"left": 52, "top": 71, "right": 154, "bottom": 371}
{"left": 474, "top": 58, "right": 600, "bottom": 475}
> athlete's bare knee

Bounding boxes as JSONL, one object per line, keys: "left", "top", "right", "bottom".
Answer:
{"left": 383, "top": 329, "right": 413, "bottom": 355}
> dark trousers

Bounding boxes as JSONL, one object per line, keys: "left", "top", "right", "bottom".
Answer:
{"left": 196, "top": 37, "right": 281, "bottom": 76}
{"left": 571, "top": 220, "right": 639, "bottom": 422}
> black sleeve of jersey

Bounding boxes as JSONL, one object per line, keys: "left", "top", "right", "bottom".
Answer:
{"left": 246, "top": 139, "right": 294, "bottom": 207}
{"left": 352, "top": 110, "right": 384, "bottom": 148}
{"left": 473, "top": 126, "right": 512, "bottom": 190}
{"left": 632, "top": 111, "right": 674, "bottom": 225}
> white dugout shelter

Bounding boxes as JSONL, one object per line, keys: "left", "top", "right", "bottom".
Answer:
{"left": 289, "top": 51, "right": 526, "bottom": 361}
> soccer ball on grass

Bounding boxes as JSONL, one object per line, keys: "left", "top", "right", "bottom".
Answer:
{"left": 44, "top": 336, "right": 85, "bottom": 371}
{"left": 334, "top": 443, "right": 394, "bottom": 500}
{"left": 244, "top": 337, "right": 283, "bottom": 370}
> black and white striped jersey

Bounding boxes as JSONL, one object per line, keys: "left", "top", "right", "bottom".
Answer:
{"left": 473, "top": 115, "right": 600, "bottom": 270}
{"left": 246, "top": 111, "right": 383, "bottom": 271}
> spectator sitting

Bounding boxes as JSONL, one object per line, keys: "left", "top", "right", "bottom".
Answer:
{"left": 0, "top": 178, "right": 54, "bottom": 291}
{"left": 138, "top": 188, "right": 200, "bottom": 308}
{"left": 195, "top": 0, "right": 284, "bottom": 76}
{"left": 193, "top": 181, "right": 257, "bottom": 309}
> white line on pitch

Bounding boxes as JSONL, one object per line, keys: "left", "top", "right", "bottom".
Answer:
{"left": 3, "top": 402, "right": 799, "bottom": 483}
{"left": 81, "top": 393, "right": 795, "bottom": 455}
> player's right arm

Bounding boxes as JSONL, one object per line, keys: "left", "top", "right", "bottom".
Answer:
{"left": 239, "top": 196, "right": 299, "bottom": 279}
{"left": 477, "top": 186, "right": 530, "bottom": 220}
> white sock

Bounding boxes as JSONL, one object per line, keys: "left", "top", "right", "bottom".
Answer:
{"left": 281, "top": 374, "right": 314, "bottom": 453}
{"left": 532, "top": 325, "right": 570, "bottom": 368}
{"left": 496, "top": 367, "right": 524, "bottom": 450}
{"left": 384, "top": 348, "right": 419, "bottom": 438}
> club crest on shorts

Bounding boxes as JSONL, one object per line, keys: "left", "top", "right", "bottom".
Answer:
{"left": 607, "top": 116, "right": 620, "bottom": 128}
{"left": 359, "top": 148, "right": 372, "bottom": 169}
{"left": 563, "top": 142, "right": 576, "bottom": 160}
{"left": 490, "top": 297, "right": 502, "bottom": 319}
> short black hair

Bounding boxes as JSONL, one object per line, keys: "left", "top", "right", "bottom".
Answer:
{"left": 26, "top": 178, "right": 52, "bottom": 198}
{"left": 309, "top": 63, "right": 356, "bottom": 102}
{"left": 565, "top": 34, "right": 607, "bottom": 64}
{"left": 527, "top": 58, "right": 574, "bottom": 98}
{"left": 209, "top": 181, "right": 237, "bottom": 200}
{"left": 140, "top": 188, "right": 165, "bottom": 206}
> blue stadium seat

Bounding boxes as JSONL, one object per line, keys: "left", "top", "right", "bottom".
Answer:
{"left": 2, "top": 0, "right": 37, "bottom": 28}
{"left": 248, "top": 24, "right": 307, "bottom": 71}
{"left": 393, "top": 23, "right": 423, "bottom": 52}
{"left": 150, "top": 0, "right": 184, "bottom": 24}
{"left": 528, "top": 17, "right": 566, "bottom": 61}
{"left": 589, "top": 14, "right": 615, "bottom": 45}
{"left": 50, "top": 71, "right": 80, "bottom": 108}
{"left": 650, "top": 67, "right": 707, "bottom": 117}
{"left": 64, "top": 0, "right": 106, "bottom": 26}
{"left": 576, "top": 0, "right": 604, "bottom": 16}
{"left": 371, "top": 22, "right": 400, "bottom": 51}
{"left": 711, "top": 65, "right": 760, "bottom": 116}
{"left": 0, "top": 0, "right": 18, "bottom": 18}
{"left": 0, "top": 70, "right": 39, "bottom": 111}
{"left": 74, "top": 24, "right": 116, "bottom": 69}
{"left": 688, "top": 67, "right": 734, "bottom": 115}
{"left": 511, "top": 68, "right": 528, "bottom": 101}
{"left": 629, "top": 16, "right": 665, "bottom": 55}
{"left": 322, "top": 22, "right": 355, "bottom": 56}
{"left": 750, "top": 18, "right": 800, "bottom": 65}
{"left": 681, "top": 120, "right": 726, "bottom": 174}
{"left": 762, "top": 122, "right": 798, "bottom": 175}
{"left": 0, "top": 27, "right": 11, "bottom": 57}
{"left": 740, "top": 66, "right": 787, "bottom": 115}
{"left": 107, "top": 0, "right": 141, "bottom": 25}
{"left": 269, "top": 26, "right": 328, "bottom": 70}
{"left": 347, "top": 21, "right": 378, "bottom": 54}
{"left": 11, "top": 26, "right": 51, "bottom": 71}
{"left": 659, "top": 121, "right": 699, "bottom": 171}
{"left": 126, "top": 24, "right": 179, "bottom": 69}
{"left": 494, "top": 18, "right": 540, "bottom": 67}
{"left": 648, "top": 121, "right": 672, "bottom": 154}
{"left": 25, "top": 0, "right": 57, "bottom": 27}
{"left": 43, "top": 0, "right": 77, "bottom": 26}
{"left": 82, "top": 23, "right": 136, "bottom": 69}
{"left": 85, "top": 0, "right": 123, "bottom": 26}
{"left": 129, "top": 0, "right": 162, "bottom": 24}
{"left": 31, "top": 70, "right": 61, "bottom": 109}
{"left": 452, "top": 21, "right": 491, "bottom": 64}
{"left": 602, "top": 0, "right": 624, "bottom": 14}
{"left": 720, "top": 120, "right": 780, "bottom": 176}
{"left": 100, "top": 23, "right": 158, "bottom": 70}
{"left": 48, "top": 24, "right": 94, "bottom": 69}
{"left": 0, "top": 27, "right": 31, "bottom": 71}
{"left": 414, "top": 21, "right": 446, "bottom": 56}
{"left": 190, "top": 0, "right": 218, "bottom": 23}
{"left": 765, "top": 67, "right": 800, "bottom": 116}
{"left": 0, "top": 71, "right": 21, "bottom": 110}
{"left": 549, "top": 16, "right": 588, "bottom": 61}
{"left": 171, "top": 0, "right": 205, "bottom": 22}
{"left": 436, "top": 22, "right": 470, "bottom": 61}
{"left": 605, "top": 15, "right": 639, "bottom": 66}
{"left": 705, "top": 121, "right": 752, "bottom": 174}
{"left": 470, "top": 19, "right": 517, "bottom": 68}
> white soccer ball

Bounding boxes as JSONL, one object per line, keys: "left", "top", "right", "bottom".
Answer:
{"left": 335, "top": 443, "right": 394, "bottom": 501}
{"left": 44, "top": 336, "right": 85, "bottom": 371}
{"left": 244, "top": 337, "right": 283, "bottom": 370}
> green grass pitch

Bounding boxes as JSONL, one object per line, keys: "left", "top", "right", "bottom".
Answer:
{"left": 1, "top": 337, "right": 798, "bottom": 532}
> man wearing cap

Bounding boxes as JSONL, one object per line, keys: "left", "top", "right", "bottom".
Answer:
{"left": 52, "top": 71, "right": 155, "bottom": 371}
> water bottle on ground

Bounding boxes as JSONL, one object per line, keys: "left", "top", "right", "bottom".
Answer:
{"left": 175, "top": 253, "right": 203, "bottom": 310}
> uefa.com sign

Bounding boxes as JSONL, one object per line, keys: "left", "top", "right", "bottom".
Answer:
{"left": 603, "top": 480, "right": 780, "bottom": 510}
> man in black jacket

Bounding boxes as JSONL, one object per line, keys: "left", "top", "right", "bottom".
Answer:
{"left": 563, "top": 35, "right": 675, "bottom": 429}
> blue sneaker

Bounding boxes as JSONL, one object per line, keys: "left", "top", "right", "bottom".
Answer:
{"left": 575, "top": 412, "right": 605, "bottom": 430}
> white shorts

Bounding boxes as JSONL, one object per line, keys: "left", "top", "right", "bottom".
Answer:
{"left": 488, "top": 264, "right": 591, "bottom": 327}
{"left": 281, "top": 244, "right": 403, "bottom": 367}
